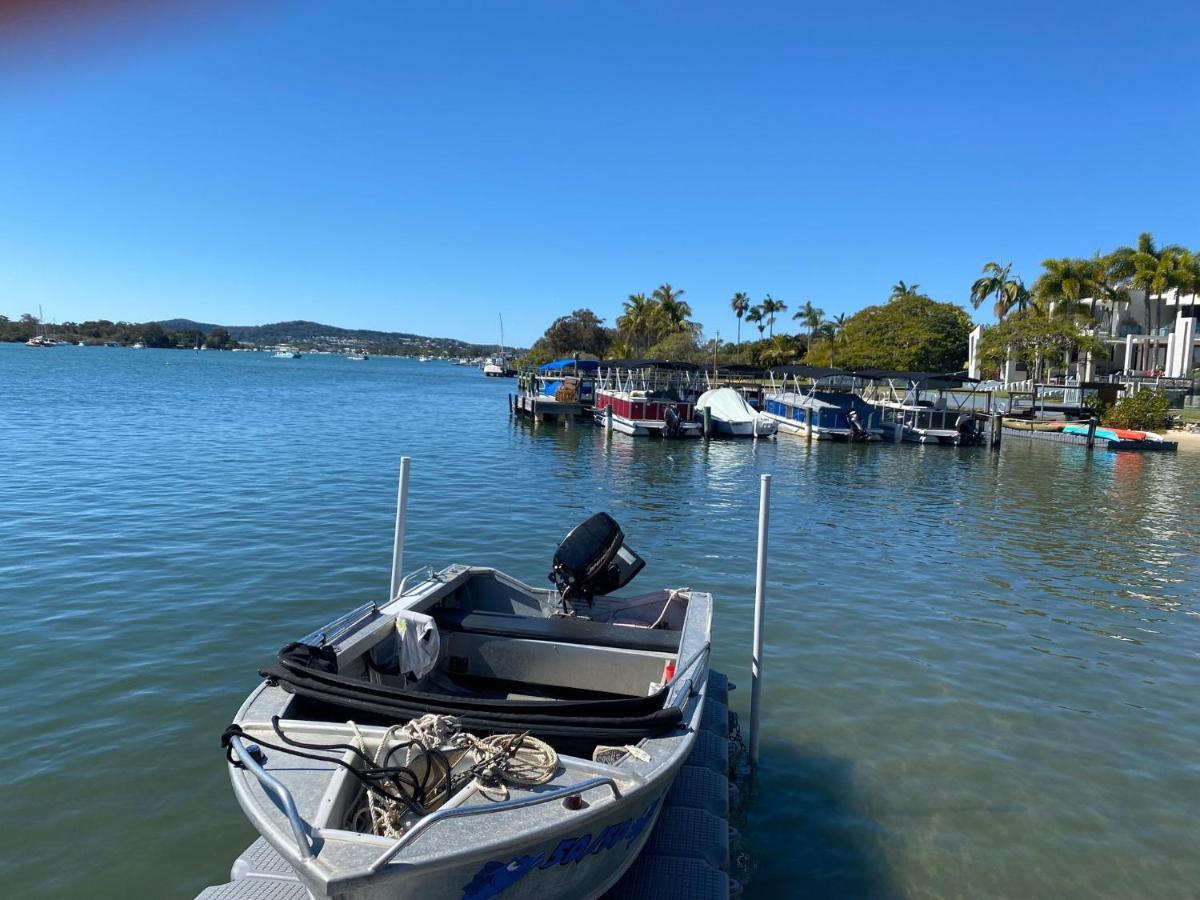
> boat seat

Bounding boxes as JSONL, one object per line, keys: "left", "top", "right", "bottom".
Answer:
{"left": 432, "top": 607, "right": 680, "bottom": 654}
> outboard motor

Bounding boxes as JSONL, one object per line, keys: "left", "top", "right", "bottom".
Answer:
{"left": 847, "top": 408, "right": 868, "bottom": 442}
{"left": 549, "top": 513, "right": 646, "bottom": 611}
{"left": 664, "top": 405, "right": 682, "bottom": 438}
{"left": 955, "top": 413, "right": 982, "bottom": 446}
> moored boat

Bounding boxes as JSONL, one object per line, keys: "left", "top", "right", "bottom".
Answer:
{"left": 592, "top": 361, "right": 702, "bottom": 438}
{"left": 762, "top": 366, "right": 879, "bottom": 441}
{"left": 217, "top": 510, "right": 711, "bottom": 900}
{"left": 859, "top": 370, "right": 992, "bottom": 446}
{"left": 693, "top": 386, "right": 776, "bottom": 437}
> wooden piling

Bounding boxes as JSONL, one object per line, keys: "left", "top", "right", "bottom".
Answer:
{"left": 1085, "top": 416, "right": 1098, "bottom": 449}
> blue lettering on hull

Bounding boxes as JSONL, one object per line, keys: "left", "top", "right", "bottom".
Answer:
{"left": 461, "top": 799, "right": 660, "bottom": 899}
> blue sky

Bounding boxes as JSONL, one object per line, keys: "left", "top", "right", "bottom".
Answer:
{"left": 3, "top": 1, "right": 1199, "bottom": 346}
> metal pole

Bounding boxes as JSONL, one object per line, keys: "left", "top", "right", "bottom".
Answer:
{"left": 389, "top": 456, "right": 412, "bottom": 601}
{"left": 749, "top": 473, "right": 771, "bottom": 767}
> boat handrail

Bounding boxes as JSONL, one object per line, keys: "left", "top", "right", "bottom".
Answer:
{"left": 665, "top": 641, "right": 711, "bottom": 704}
{"left": 397, "top": 565, "right": 436, "bottom": 597}
{"left": 365, "top": 776, "right": 624, "bottom": 873}
{"left": 229, "top": 736, "right": 313, "bottom": 860}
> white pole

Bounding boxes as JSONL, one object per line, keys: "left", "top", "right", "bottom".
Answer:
{"left": 389, "top": 456, "right": 412, "bottom": 601}
{"left": 749, "top": 473, "right": 771, "bottom": 767}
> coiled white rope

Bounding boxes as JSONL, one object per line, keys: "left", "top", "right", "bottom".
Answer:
{"left": 346, "top": 716, "right": 559, "bottom": 830}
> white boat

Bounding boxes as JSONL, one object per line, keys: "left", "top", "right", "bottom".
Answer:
{"left": 274, "top": 347, "right": 302, "bottom": 359}
{"left": 861, "top": 371, "right": 992, "bottom": 445}
{"left": 25, "top": 306, "right": 63, "bottom": 346}
{"left": 131, "top": 341, "right": 146, "bottom": 349}
{"left": 693, "top": 387, "right": 776, "bottom": 437}
{"left": 349, "top": 351, "right": 369, "bottom": 361}
{"left": 216, "top": 511, "right": 711, "bottom": 900}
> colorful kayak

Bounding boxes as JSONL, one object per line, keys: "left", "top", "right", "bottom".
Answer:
{"left": 1062, "top": 424, "right": 1163, "bottom": 442}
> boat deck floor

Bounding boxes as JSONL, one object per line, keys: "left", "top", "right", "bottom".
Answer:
{"left": 197, "top": 671, "right": 736, "bottom": 900}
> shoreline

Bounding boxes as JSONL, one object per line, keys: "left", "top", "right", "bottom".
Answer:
{"left": 1166, "top": 428, "right": 1200, "bottom": 448}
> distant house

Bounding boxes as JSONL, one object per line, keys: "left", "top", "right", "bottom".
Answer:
{"left": 968, "top": 288, "right": 1199, "bottom": 382}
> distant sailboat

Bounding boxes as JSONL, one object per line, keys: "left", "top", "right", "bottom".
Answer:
{"left": 25, "top": 305, "right": 61, "bottom": 347}
{"left": 483, "top": 314, "right": 515, "bottom": 377}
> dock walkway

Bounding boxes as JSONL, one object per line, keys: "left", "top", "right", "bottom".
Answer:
{"left": 197, "top": 671, "right": 736, "bottom": 900}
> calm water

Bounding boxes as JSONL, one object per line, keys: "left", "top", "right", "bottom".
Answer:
{"left": 2, "top": 344, "right": 1198, "bottom": 899}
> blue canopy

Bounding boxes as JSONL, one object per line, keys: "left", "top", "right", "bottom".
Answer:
{"left": 538, "top": 358, "right": 600, "bottom": 373}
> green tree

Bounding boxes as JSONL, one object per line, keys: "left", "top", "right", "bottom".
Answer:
{"left": 792, "top": 300, "right": 825, "bottom": 347}
{"left": 760, "top": 295, "right": 787, "bottom": 338}
{"left": 730, "top": 291, "right": 751, "bottom": 356}
{"left": 975, "top": 309, "right": 1104, "bottom": 381}
{"left": 837, "top": 292, "right": 973, "bottom": 372}
{"left": 1032, "top": 257, "right": 1091, "bottom": 318}
{"left": 646, "top": 328, "right": 701, "bottom": 362}
{"left": 652, "top": 283, "right": 691, "bottom": 328}
{"left": 1122, "top": 233, "right": 1186, "bottom": 339}
{"left": 1105, "top": 388, "right": 1170, "bottom": 431}
{"left": 970, "top": 261, "right": 1030, "bottom": 320}
{"left": 617, "top": 293, "right": 659, "bottom": 354}
{"left": 531, "top": 309, "right": 611, "bottom": 358}
{"left": 746, "top": 305, "right": 766, "bottom": 338}
{"left": 889, "top": 281, "right": 921, "bottom": 301}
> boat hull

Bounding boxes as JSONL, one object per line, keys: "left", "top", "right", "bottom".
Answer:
{"left": 763, "top": 411, "right": 878, "bottom": 441}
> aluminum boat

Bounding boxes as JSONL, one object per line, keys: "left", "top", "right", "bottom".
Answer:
{"left": 219, "top": 513, "right": 712, "bottom": 900}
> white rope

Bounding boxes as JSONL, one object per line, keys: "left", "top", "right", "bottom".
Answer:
{"left": 647, "top": 587, "right": 691, "bottom": 631}
{"left": 345, "top": 717, "right": 559, "bottom": 829}
{"left": 458, "top": 732, "right": 558, "bottom": 801}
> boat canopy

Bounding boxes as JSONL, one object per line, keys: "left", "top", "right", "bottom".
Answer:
{"left": 853, "top": 369, "right": 980, "bottom": 388}
{"left": 600, "top": 358, "right": 699, "bottom": 371}
{"left": 769, "top": 364, "right": 851, "bottom": 380}
{"left": 538, "top": 358, "right": 601, "bottom": 374}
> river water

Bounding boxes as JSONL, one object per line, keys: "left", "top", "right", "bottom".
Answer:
{"left": 2, "top": 344, "right": 1197, "bottom": 899}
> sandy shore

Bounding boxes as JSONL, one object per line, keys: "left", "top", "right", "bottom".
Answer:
{"left": 1166, "top": 429, "right": 1200, "bottom": 449}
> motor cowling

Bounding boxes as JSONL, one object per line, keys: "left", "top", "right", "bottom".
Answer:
{"left": 664, "top": 405, "right": 682, "bottom": 438}
{"left": 847, "top": 409, "right": 868, "bottom": 442}
{"left": 549, "top": 513, "right": 646, "bottom": 609}
{"left": 955, "top": 413, "right": 982, "bottom": 446}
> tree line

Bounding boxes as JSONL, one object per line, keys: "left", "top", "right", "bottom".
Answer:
{"left": 523, "top": 230, "right": 1196, "bottom": 378}
{"left": 523, "top": 280, "right": 971, "bottom": 373}
{"left": 0, "top": 314, "right": 237, "bottom": 348}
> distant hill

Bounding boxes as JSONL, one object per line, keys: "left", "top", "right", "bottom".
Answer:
{"left": 155, "top": 318, "right": 517, "bottom": 356}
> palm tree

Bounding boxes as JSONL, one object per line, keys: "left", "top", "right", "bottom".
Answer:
{"left": 1123, "top": 233, "right": 1185, "bottom": 340}
{"left": 827, "top": 313, "right": 848, "bottom": 366}
{"left": 970, "top": 261, "right": 1029, "bottom": 320}
{"left": 1033, "top": 257, "right": 1090, "bottom": 318}
{"left": 759, "top": 295, "right": 787, "bottom": 338}
{"left": 792, "top": 300, "right": 825, "bottom": 348}
{"left": 730, "top": 292, "right": 751, "bottom": 356}
{"left": 1083, "top": 251, "right": 1131, "bottom": 334}
{"left": 617, "top": 292, "right": 656, "bottom": 353}
{"left": 746, "top": 305, "right": 766, "bottom": 339}
{"left": 652, "top": 283, "right": 691, "bottom": 328}
{"left": 889, "top": 280, "right": 921, "bottom": 301}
